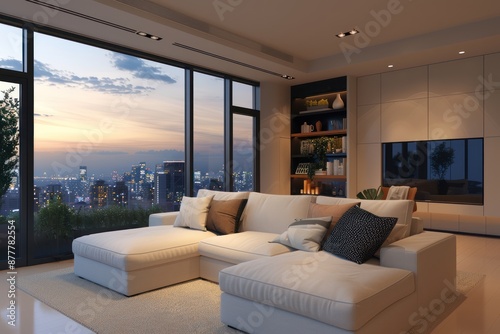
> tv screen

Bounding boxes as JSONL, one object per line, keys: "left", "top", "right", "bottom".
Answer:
{"left": 382, "top": 138, "right": 483, "bottom": 205}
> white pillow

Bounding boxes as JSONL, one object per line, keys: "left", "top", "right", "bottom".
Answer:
{"left": 270, "top": 217, "right": 331, "bottom": 252}
{"left": 173, "top": 195, "right": 214, "bottom": 231}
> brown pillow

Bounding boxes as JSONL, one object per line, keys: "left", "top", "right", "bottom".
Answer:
{"left": 206, "top": 199, "right": 247, "bottom": 235}
{"left": 308, "top": 202, "right": 360, "bottom": 248}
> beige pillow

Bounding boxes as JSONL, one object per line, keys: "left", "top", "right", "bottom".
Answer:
{"left": 173, "top": 195, "right": 214, "bottom": 231}
{"left": 308, "top": 202, "right": 360, "bottom": 247}
{"left": 206, "top": 199, "right": 247, "bottom": 235}
{"left": 270, "top": 217, "right": 332, "bottom": 252}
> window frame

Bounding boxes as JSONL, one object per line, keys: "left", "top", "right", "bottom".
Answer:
{"left": 0, "top": 15, "right": 260, "bottom": 268}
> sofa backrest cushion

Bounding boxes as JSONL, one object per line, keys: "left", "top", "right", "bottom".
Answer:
{"left": 197, "top": 189, "right": 250, "bottom": 201}
{"left": 239, "top": 192, "right": 313, "bottom": 234}
{"left": 316, "top": 196, "right": 414, "bottom": 238}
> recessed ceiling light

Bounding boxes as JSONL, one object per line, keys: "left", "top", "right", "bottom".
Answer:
{"left": 459, "top": 50, "right": 466, "bottom": 54}
{"left": 388, "top": 64, "right": 394, "bottom": 68}
{"left": 281, "top": 74, "right": 295, "bottom": 80}
{"left": 336, "top": 29, "right": 359, "bottom": 38}
{"left": 136, "top": 31, "right": 162, "bottom": 41}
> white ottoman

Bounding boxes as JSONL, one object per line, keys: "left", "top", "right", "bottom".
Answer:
{"left": 72, "top": 225, "right": 216, "bottom": 296}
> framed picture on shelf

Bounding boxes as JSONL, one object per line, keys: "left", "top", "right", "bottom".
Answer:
{"left": 300, "top": 140, "right": 313, "bottom": 155}
{"left": 295, "top": 163, "right": 311, "bottom": 174}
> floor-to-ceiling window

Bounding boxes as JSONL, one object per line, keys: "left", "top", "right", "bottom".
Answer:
{"left": 0, "top": 81, "right": 22, "bottom": 268}
{"left": 0, "top": 18, "right": 259, "bottom": 268}
{"left": 193, "top": 72, "right": 225, "bottom": 194}
{"left": 32, "top": 33, "right": 186, "bottom": 259}
{"left": 231, "top": 81, "right": 259, "bottom": 192}
{"left": 0, "top": 23, "right": 28, "bottom": 269}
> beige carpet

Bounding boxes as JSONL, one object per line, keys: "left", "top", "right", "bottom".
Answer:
{"left": 17, "top": 267, "right": 238, "bottom": 334}
{"left": 17, "top": 267, "right": 484, "bottom": 334}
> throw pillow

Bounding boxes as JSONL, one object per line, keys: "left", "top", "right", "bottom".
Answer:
{"left": 323, "top": 205, "right": 397, "bottom": 264}
{"left": 206, "top": 199, "right": 248, "bottom": 235}
{"left": 173, "top": 195, "right": 214, "bottom": 231}
{"left": 270, "top": 216, "right": 332, "bottom": 252}
{"left": 307, "top": 202, "right": 360, "bottom": 248}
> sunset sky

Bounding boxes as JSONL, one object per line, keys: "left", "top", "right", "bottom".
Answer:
{"left": 1, "top": 26, "right": 253, "bottom": 178}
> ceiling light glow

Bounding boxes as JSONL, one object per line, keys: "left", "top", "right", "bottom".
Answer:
{"left": 136, "top": 31, "right": 162, "bottom": 41}
{"left": 336, "top": 29, "right": 359, "bottom": 38}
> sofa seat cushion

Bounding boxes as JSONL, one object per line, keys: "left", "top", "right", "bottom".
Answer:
{"left": 72, "top": 226, "right": 216, "bottom": 272}
{"left": 198, "top": 231, "right": 293, "bottom": 264}
{"left": 219, "top": 251, "right": 415, "bottom": 331}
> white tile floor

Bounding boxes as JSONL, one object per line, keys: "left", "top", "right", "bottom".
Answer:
{"left": 1, "top": 233, "right": 499, "bottom": 334}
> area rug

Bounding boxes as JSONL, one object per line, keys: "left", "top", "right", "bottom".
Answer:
{"left": 17, "top": 267, "right": 484, "bottom": 334}
{"left": 17, "top": 267, "right": 238, "bottom": 334}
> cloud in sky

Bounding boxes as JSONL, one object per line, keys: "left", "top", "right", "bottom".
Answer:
{"left": 0, "top": 55, "right": 176, "bottom": 95}
{"left": 110, "top": 54, "right": 176, "bottom": 84}
{"left": 0, "top": 58, "right": 22, "bottom": 71}
{"left": 34, "top": 59, "right": 155, "bottom": 95}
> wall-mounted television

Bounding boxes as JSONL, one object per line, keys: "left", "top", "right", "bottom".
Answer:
{"left": 382, "top": 138, "right": 483, "bottom": 205}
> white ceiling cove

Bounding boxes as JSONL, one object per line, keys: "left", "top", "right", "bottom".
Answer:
{"left": 2, "top": 0, "right": 500, "bottom": 84}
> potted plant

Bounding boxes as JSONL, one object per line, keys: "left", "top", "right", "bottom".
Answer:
{"left": 307, "top": 137, "right": 334, "bottom": 180}
{"left": 356, "top": 186, "right": 383, "bottom": 200}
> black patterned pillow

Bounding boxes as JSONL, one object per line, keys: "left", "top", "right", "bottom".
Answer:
{"left": 323, "top": 205, "right": 397, "bottom": 264}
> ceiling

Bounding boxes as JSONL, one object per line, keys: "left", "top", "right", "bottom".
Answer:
{"left": 2, "top": 0, "right": 500, "bottom": 85}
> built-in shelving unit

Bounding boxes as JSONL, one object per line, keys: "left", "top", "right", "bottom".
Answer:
{"left": 290, "top": 76, "right": 350, "bottom": 197}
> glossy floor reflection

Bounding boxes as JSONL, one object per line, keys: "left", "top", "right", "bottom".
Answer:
{"left": 1, "top": 234, "right": 500, "bottom": 334}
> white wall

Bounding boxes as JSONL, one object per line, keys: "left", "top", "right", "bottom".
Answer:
{"left": 259, "top": 81, "right": 290, "bottom": 194}
{"left": 356, "top": 53, "right": 500, "bottom": 234}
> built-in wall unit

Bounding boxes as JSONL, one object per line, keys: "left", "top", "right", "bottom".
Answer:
{"left": 356, "top": 53, "right": 500, "bottom": 236}
{"left": 290, "top": 76, "right": 356, "bottom": 198}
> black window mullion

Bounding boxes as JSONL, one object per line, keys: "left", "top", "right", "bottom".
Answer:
{"left": 185, "top": 69, "right": 194, "bottom": 197}
{"left": 224, "top": 78, "right": 233, "bottom": 191}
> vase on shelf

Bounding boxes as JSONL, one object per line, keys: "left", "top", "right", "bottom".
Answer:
{"left": 315, "top": 120, "right": 322, "bottom": 132}
{"left": 332, "top": 93, "right": 344, "bottom": 110}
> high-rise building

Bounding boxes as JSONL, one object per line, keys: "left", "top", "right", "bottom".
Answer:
{"left": 90, "top": 180, "right": 108, "bottom": 208}
{"left": 79, "top": 166, "right": 87, "bottom": 182}
{"left": 110, "top": 181, "right": 128, "bottom": 207}
{"left": 154, "top": 161, "right": 184, "bottom": 211}
{"left": 44, "top": 184, "right": 63, "bottom": 205}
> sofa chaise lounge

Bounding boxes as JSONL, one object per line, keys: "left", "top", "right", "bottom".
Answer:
{"left": 72, "top": 190, "right": 456, "bottom": 333}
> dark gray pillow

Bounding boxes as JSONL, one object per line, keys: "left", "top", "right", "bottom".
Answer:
{"left": 323, "top": 205, "right": 397, "bottom": 264}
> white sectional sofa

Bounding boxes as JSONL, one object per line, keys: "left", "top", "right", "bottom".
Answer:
{"left": 72, "top": 190, "right": 456, "bottom": 334}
